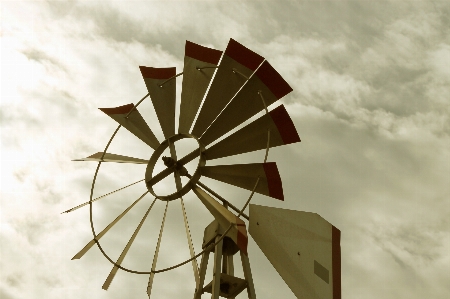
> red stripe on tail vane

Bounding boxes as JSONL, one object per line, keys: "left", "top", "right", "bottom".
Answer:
{"left": 99, "top": 103, "right": 134, "bottom": 115}
{"left": 262, "top": 163, "right": 284, "bottom": 201}
{"left": 332, "top": 226, "right": 341, "bottom": 299}
{"left": 224, "top": 38, "right": 264, "bottom": 71}
{"left": 270, "top": 105, "right": 301, "bottom": 144}
{"left": 139, "top": 66, "right": 176, "bottom": 79}
{"left": 185, "top": 41, "right": 223, "bottom": 65}
{"left": 255, "top": 61, "right": 293, "bottom": 99}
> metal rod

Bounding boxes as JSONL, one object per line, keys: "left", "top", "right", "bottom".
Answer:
{"left": 238, "top": 177, "right": 260, "bottom": 218}
{"left": 100, "top": 125, "right": 121, "bottom": 160}
{"left": 232, "top": 68, "right": 249, "bottom": 80}
{"left": 103, "top": 197, "right": 156, "bottom": 290}
{"left": 196, "top": 66, "right": 219, "bottom": 71}
{"left": 264, "top": 129, "right": 271, "bottom": 163}
{"left": 125, "top": 93, "right": 150, "bottom": 118}
{"left": 194, "top": 179, "right": 249, "bottom": 221}
{"left": 147, "top": 201, "right": 169, "bottom": 298}
{"left": 159, "top": 72, "right": 183, "bottom": 87}
{"left": 62, "top": 179, "right": 145, "bottom": 214}
{"left": 258, "top": 90, "right": 268, "bottom": 115}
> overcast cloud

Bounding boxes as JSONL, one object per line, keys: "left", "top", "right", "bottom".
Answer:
{"left": 1, "top": 1, "right": 449, "bottom": 299}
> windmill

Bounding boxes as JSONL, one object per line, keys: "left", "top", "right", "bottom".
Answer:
{"left": 65, "top": 39, "right": 341, "bottom": 299}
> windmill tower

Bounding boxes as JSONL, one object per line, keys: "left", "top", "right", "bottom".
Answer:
{"left": 65, "top": 39, "right": 341, "bottom": 299}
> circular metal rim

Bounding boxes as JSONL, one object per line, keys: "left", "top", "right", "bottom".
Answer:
{"left": 145, "top": 133, "right": 206, "bottom": 201}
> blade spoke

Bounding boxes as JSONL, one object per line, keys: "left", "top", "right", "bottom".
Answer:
{"left": 103, "top": 197, "right": 157, "bottom": 290}
{"left": 147, "top": 201, "right": 169, "bottom": 298}
{"left": 63, "top": 179, "right": 145, "bottom": 214}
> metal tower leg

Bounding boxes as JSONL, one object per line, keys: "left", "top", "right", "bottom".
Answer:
{"left": 194, "top": 250, "right": 210, "bottom": 299}
{"left": 211, "top": 236, "right": 223, "bottom": 299}
{"left": 223, "top": 253, "right": 235, "bottom": 299}
{"left": 241, "top": 251, "right": 256, "bottom": 299}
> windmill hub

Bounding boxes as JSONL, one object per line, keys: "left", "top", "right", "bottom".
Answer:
{"left": 145, "top": 133, "right": 205, "bottom": 201}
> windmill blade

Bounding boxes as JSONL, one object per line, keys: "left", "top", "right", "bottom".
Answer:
{"left": 249, "top": 204, "right": 341, "bottom": 299}
{"left": 200, "top": 162, "right": 284, "bottom": 201}
{"left": 204, "top": 105, "right": 300, "bottom": 160}
{"left": 178, "top": 41, "right": 222, "bottom": 134}
{"left": 192, "top": 186, "right": 248, "bottom": 254}
{"left": 147, "top": 201, "right": 169, "bottom": 298}
{"left": 103, "top": 197, "right": 157, "bottom": 290}
{"left": 73, "top": 152, "right": 148, "bottom": 164}
{"left": 99, "top": 104, "right": 160, "bottom": 150}
{"left": 140, "top": 66, "right": 176, "bottom": 139}
{"left": 72, "top": 192, "right": 148, "bottom": 260}
{"left": 62, "top": 179, "right": 144, "bottom": 214}
{"left": 200, "top": 60, "right": 293, "bottom": 146}
{"left": 191, "top": 38, "right": 264, "bottom": 137}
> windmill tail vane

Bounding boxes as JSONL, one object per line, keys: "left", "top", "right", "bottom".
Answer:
{"left": 65, "top": 38, "right": 341, "bottom": 299}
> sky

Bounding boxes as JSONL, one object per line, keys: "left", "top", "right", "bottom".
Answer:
{"left": 1, "top": 1, "right": 449, "bottom": 299}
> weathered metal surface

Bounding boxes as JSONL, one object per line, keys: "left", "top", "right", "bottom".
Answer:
{"left": 191, "top": 39, "right": 264, "bottom": 138}
{"left": 179, "top": 41, "right": 222, "bottom": 134}
{"left": 204, "top": 105, "right": 300, "bottom": 160}
{"left": 140, "top": 66, "right": 176, "bottom": 139}
{"left": 200, "top": 61, "right": 292, "bottom": 145}
{"left": 200, "top": 162, "right": 284, "bottom": 201}
{"left": 249, "top": 204, "right": 341, "bottom": 299}
{"left": 192, "top": 186, "right": 248, "bottom": 255}
{"left": 99, "top": 103, "right": 160, "bottom": 149}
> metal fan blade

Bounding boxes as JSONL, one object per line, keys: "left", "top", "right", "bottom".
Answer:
{"left": 99, "top": 104, "right": 160, "bottom": 150}
{"left": 71, "top": 192, "right": 148, "bottom": 260}
{"left": 140, "top": 66, "right": 176, "bottom": 139}
{"left": 249, "top": 204, "right": 341, "bottom": 299}
{"left": 191, "top": 38, "right": 264, "bottom": 138}
{"left": 204, "top": 105, "right": 300, "bottom": 160}
{"left": 178, "top": 41, "right": 222, "bottom": 134}
{"left": 192, "top": 186, "right": 248, "bottom": 254}
{"left": 200, "top": 162, "right": 284, "bottom": 201}
{"left": 103, "top": 198, "right": 157, "bottom": 290}
{"left": 72, "top": 152, "right": 148, "bottom": 164}
{"left": 200, "top": 61, "right": 293, "bottom": 145}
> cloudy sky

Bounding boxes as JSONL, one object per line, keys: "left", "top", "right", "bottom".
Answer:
{"left": 1, "top": 1, "right": 449, "bottom": 299}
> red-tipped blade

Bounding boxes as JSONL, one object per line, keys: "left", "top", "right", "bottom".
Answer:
{"left": 140, "top": 66, "right": 176, "bottom": 139}
{"left": 200, "top": 60, "right": 293, "bottom": 146}
{"left": 178, "top": 41, "right": 223, "bottom": 134}
{"left": 99, "top": 103, "right": 160, "bottom": 149}
{"left": 73, "top": 152, "right": 148, "bottom": 164}
{"left": 191, "top": 39, "right": 264, "bottom": 138}
{"left": 200, "top": 162, "right": 284, "bottom": 200}
{"left": 204, "top": 105, "right": 300, "bottom": 160}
